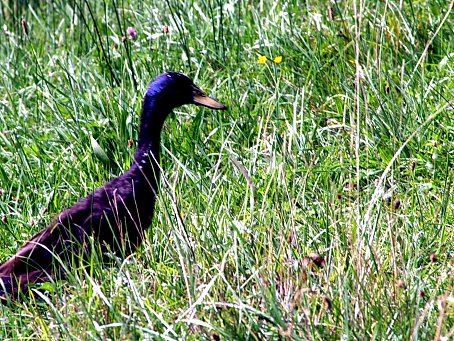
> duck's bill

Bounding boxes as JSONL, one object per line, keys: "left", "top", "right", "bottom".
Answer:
{"left": 192, "top": 86, "right": 227, "bottom": 110}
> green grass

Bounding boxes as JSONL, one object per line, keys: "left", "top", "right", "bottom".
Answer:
{"left": 0, "top": 0, "right": 453, "bottom": 339}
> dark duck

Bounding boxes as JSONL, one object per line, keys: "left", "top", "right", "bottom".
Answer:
{"left": 0, "top": 72, "right": 226, "bottom": 302}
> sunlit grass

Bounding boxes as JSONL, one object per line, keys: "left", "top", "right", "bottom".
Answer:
{"left": 0, "top": 0, "right": 453, "bottom": 339}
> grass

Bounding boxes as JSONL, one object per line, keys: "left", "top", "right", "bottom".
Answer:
{"left": 0, "top": 0, "right": 453, "bottom": 339}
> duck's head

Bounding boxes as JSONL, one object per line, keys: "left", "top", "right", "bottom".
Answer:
{"left": 145, "top": 72, "right": 227, "bottom": 111}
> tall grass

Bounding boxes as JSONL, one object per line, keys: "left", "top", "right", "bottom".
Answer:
{"left": 0, "top": 0, "right": 452, "bottom": 339}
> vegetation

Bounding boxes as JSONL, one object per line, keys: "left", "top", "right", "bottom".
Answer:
{"left": 0, "top": 0, "right": 452, "bottom": 339}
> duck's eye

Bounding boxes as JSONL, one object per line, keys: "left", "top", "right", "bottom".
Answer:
{"left": 194, "top": 88, "right": 206, "bottom": 97}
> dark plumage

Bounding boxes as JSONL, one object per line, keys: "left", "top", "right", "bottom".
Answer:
{"left": 0, "top": 72, "right": 226, "bottom": 302}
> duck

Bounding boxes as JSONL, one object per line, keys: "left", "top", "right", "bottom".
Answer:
{"left": 0, "top": 72, "right": 227, "bottom": 302}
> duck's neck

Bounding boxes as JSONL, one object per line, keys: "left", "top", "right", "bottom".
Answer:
{"left": 133, "top": 96, "right": 172, "bottom": 176}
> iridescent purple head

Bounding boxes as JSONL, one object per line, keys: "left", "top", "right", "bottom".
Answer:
{"left": 144, "top": 72, "right": 227, "bottom": 111}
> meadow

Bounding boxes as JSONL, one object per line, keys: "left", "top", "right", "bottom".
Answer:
{"left": 0, "top": 0, "right": 453, "bottom": 339}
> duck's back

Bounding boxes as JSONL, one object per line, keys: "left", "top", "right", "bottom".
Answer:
{"left": 0, "top": 166, "right": 158, "bottom": 299}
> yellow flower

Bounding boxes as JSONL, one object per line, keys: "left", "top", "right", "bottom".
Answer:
{"left": 258, "top": 55, "right": 267, "bottom": 64}
{"left": 274, "top": 56, "right": 282, "bottom": 64}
